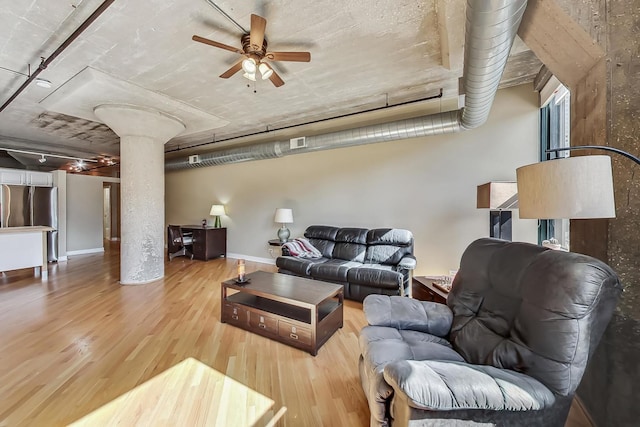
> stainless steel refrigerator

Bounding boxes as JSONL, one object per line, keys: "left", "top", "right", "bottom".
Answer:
{"left": 0, "top": 184, "right": 58, "bottom": 262}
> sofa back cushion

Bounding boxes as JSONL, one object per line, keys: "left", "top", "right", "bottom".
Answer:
{"left": 365, "top": 228, "right": 414, "bottom": 265}
{"left": 448, "top": 238, "right": 622, "bottom": 397}
{"left": 304, "top": 225, "right": 339, "bottom": 258}
{"left": 332, "top": 228, "right": 368, "bottom": 262}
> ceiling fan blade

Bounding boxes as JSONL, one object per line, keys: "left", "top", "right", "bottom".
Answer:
{"left": 268, "top": 69, "right": 285, "bottom": 87}
{"left": 219, "top": 59, "right": 244, "bottom": 78}
{"left": 265, "top": 51, "right": 311, "bottom": 62}
{"left": 192, "top": 35, "right": 244, "bottom": 54}
{"left": 249, "top": 14, "right": 267, "bottom": 51}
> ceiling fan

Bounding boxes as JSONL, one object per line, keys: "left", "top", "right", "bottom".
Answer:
{"left": 192, "top": 14, "right": 311, "bottom": 87}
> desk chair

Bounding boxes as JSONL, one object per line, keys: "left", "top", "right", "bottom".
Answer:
{"left": 167, "top": 225, "right": 193, "bottom": 261}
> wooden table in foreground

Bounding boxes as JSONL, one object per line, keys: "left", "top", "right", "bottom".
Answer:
{"left": 221, "top": 271, "right": 344, "bottom": 356}
{"left": 69, "top": 358, "right": 282, "bottom": 426}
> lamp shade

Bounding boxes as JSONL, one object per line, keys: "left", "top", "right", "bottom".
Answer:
{"left": 516, "top": 155, "right": 615, "bottom": 219}
{"left": 242, "top": 58, "right": 256, "bottom": 74}
{"left": 477, "top": 182, "right": 518, "bottom": 209}
{"left": 209, "top": 204, "right": 226, "bottom": 216}
{"left": 274, "top": 208, "right": 293, "bottom": 224}
{"left": 258, "top": 63, "right": 273, "bottom": 80}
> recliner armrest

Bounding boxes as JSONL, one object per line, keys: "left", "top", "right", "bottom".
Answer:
{"left": 363, "top": 295, "right": 452, "bottom": 336}
{"left": 383, "top": 360, "right": 555, "bottom": 412}
{"left": 397, "top": 255, "right": 416, "bottom": 270}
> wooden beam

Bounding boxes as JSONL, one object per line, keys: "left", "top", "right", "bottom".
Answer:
{"left": 569, "top": 58, "right": 609, "bottom": 262}
{"left": 436, "top": 0, "right": 465, "bottom": 71}
{"left": 517, "top": 0, "right": 605, "bottom": 90}
{"left": 498, "top": 50, "right": 543, "bottom": 89}
{"left": 533, "top": 65, "right": 553, "bottom": 92}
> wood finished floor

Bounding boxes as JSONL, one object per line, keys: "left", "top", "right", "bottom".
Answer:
{"left": 0, "top": 243, "right": 367, "bottom": 426}
{"left": 0, "top": 242, "right": 590, "bottom": 426}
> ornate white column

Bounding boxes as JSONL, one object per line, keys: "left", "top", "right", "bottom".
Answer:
{"left": 94, "top": 105, "right": 185, "bottom": 284}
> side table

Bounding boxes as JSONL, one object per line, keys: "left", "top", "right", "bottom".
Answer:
{"left": 412, "top": 276, "right": 450, "bottom": 304}
{"left": 268, "top": 239, "right": 288, "bottom": 258}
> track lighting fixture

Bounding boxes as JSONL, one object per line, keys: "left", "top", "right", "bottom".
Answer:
{"left": 0, "top": 147, "right": 98, "bottom": 164}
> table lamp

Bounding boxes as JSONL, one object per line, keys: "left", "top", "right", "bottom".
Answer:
{"left": 209, "top": 204, "right": 226, "bottom": 228}
{"left": 274, "top": 208, "right": 293, "bottom": 243}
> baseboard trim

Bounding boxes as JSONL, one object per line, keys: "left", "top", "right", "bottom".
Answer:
{"left": 226, "top": 253, "right": 275, "bottom": 265}
{"left": 57, "top": 256, "right": 68, "bottom": 262}
{"left": 67, "top": 248, "right": 105, "bottom": 256}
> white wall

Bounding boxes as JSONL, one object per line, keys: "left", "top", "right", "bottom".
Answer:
{"left": 165, "top": 85, "right": 540, "bottom": 274}
{"left": 67, "top": 174, "right": 120, "bottom": 254}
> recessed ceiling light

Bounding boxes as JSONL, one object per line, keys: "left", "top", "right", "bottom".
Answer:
{"left": 35, "top": 78, "right": 52, "bottom": 88}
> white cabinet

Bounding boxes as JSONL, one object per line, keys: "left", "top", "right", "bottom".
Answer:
{"left": 26, "top": 171, "right": 53, "bottom": 187}
{"left": 0, "top": 169, "right": 26, "bottom": 185}
{"left": 0, "top": 168, "right": 53, "bottom": 187}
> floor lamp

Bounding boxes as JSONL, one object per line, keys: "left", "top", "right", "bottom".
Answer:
{"left": 477, "top": 182, "right": 519, "bottom": 241}
{"left": 517, "top": 146, "right": 640, "bottom": 222}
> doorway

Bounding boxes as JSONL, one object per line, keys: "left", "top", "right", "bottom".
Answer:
{"left": 102, "top": 182, "right": 120, "bottom": 242}
{"left": 103, "top": 186, "right": 111, "bottom": 239}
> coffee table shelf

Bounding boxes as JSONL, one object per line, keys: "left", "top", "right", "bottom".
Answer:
{"left": 221, "top": 271, "right": 344, "bottom": 356}
{"left": 226, "top": 292, "right": 340, "bottom": 324}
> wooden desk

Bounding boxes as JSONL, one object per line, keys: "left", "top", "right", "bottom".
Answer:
{"left": 69, "top": 358, "right": 281, "bottom": 426}
{"left": 180, "top": 226, "right": 226, "bottom": 261}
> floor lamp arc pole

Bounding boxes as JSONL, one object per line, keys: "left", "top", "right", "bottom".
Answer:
{"left": 547, "top": 146, "right": 640, "bottom": 165}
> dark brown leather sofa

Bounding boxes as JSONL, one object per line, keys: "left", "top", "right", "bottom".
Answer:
{"left": 276, "top": 225, "right": 416, "bottom": 302}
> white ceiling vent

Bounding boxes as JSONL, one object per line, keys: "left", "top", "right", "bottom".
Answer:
{"left": 290, "top": 137, "right": 307, "bottom": 149}
{"left": 188, "top": 154, "right": 201, "bottom": 164}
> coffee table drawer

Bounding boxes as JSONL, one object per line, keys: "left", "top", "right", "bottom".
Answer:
{"left": 249, "top": 311, "right": 278, "bottom": 334}
{"left": 278, "top": 320, "right": 311, "bottom": 346}
{"left": 223, "top": 302, "right": 245, "bottom": 322}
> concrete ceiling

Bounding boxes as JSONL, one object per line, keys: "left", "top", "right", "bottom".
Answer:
{"left": 0, "top": 0, "right": 542, "bottom": 172}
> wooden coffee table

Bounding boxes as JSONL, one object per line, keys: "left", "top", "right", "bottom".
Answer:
{"left": 221, "top": 271, "right": 344, "bottom": 356}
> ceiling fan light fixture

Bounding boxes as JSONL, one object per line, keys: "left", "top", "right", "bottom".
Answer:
{"left": 242, "top": 58, "right": 257, "bottom": 74}
{"left": 191, "top": 13, "right": 310, "bottom": 87}
{"left": 258, "top": 63, "right": 273, "bottom": 80}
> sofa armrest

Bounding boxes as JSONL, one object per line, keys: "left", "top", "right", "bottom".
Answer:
{"left": 363, "top": 295, "right": 452, "bottom": 336}
{"left": 397, "top": 255, "right": 416, "bottom": 270}
{"left": 383, "top": 360, "right": 556, "bottom": 412}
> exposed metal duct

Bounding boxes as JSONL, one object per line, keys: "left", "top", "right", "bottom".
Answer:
{"left": 166, "top": 0, "right": 527, "bottom": 171}
{"left": 461, "top": 0, "right": 528, "bottom": 129}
